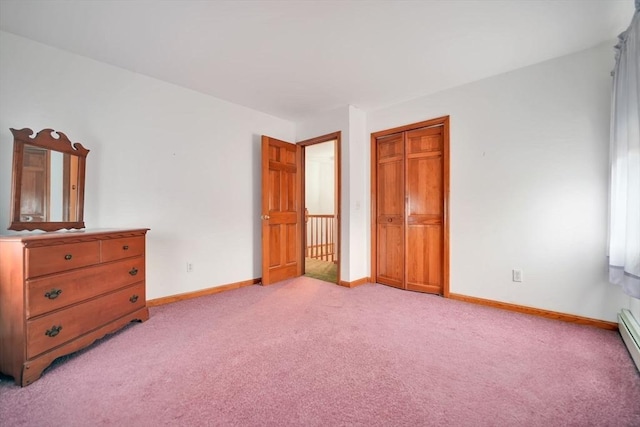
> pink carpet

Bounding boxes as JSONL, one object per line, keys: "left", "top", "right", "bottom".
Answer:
{"left": 1, "top": 277, "right": 639, "bottom": 426}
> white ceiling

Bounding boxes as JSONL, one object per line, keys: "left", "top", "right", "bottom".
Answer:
{"left": 0, "top": 0, "right": 634, "bottom": 122}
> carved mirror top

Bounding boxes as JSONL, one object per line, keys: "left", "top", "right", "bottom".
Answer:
{"left": 11, "top": 128, "right": 90, "bottom": 157}
{"left": 9, "top": 128, "right": 90, "bottom": 232}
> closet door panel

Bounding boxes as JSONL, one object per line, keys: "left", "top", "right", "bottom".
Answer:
{"left": 406, "top": 224, "right": 442, "bottom": 293}
{"left": 405, "top": 127, "right": 444, "bottom": 294}
{"left": 377, "top": 134, "right": 404, "bottom": 217}
{"left": 378, "top": 224, "right": 404, "bottom": 288}
{"left": 407, "top": 156, "right": 442, "bottom": 219}
{"left": 376, "top": 133, "right": 404, "bottom": 287}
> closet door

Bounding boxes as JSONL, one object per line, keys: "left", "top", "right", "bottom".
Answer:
{"left": 372, "top": 116, "right": 448, "bottom": 296}
{"left": 405, "top": 126, "right": 444, "bottom": 293}
{"left": 376, "top": 133, "right": 405, "bottom": 289}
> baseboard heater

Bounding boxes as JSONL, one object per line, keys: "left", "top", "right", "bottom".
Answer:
{"left": 618, "top": 309, "right": 640, "bottom": 371}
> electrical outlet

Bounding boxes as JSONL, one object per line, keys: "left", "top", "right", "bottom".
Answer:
{"left": 512, "top": 269, "right": 523, "bottom": 282}
{"left": 186, "top": 262, "right": 194, "bottom": 273}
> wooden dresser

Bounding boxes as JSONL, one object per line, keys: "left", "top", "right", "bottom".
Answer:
{"left": 0, "top": 228, "right": 149, "bottom": 386}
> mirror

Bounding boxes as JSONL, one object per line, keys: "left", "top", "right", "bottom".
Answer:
{"left": 9, "top": 128, "right": 89, "bottom": 232}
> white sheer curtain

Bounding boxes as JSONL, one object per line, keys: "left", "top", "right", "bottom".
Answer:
{"left": 609, "top": 1, "right": 640, "bottom": 298}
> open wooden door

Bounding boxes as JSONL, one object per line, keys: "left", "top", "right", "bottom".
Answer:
{"left": 261, "top": 136, "right": 302, "bottom": 285}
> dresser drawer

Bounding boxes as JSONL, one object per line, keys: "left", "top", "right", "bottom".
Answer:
{"left": 102, "top": 236, "right": 145, "bottom": 262}
{"left": 26, "top": 282, "right": 146, "bottom": 359}
{"left": 26, "top": 257, "right": 146, "bottom": 319}
{"left": 26, "top": 241, "right": 101, "bottom": 278}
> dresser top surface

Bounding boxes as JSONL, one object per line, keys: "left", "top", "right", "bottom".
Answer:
{"left": 0, "top": 228, "right": 149, "bottom": 244}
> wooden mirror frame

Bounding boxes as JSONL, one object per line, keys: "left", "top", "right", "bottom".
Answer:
{"left": 9, "top": 128, "right": 89, "bottom": 232}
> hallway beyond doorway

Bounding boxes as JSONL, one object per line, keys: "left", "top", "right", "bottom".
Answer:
{"left": 304, "top": 257, "right": 338, "bottom": 283}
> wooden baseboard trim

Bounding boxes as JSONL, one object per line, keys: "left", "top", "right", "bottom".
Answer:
{"left": 147, "top": 278, "right": 260, "bottom": 307}
{"left": 339, "top": 277, "right": 371, "bottom": 288}
{"left": 448, "top": 293, "right": 618, "bottom": 330}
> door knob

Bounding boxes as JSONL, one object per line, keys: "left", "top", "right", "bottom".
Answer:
{"left": 261, "top": 215, "right": 270, "bottom": 220}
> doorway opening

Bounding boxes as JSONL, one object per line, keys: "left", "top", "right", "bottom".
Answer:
{"left": 299, "top": 132, "right": 341, "bottom": 284}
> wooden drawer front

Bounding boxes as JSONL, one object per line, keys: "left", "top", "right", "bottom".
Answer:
{"left": 26, "top": 241, "right": 101, "bottom": 278}
{"left": 27, "top": 257, "right": 146, "bottom": 319}
{"left": 101, "top": 236, "right": 145, "bottom": 262}
{"left": 26, "top": 282, "right": 146, "bottom": 359}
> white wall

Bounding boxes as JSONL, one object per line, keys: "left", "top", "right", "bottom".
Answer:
{"left": 347, "top": 106, "right": 369, "bottom": 282}
{"left": 0, "top": 32, "right": 295, "bottom": 299}
{"left": 631, "top": 298, "right": 640, "bottom": 324}
{"left": 305, "top": 144, "right": 335, "bottom": 215}
{"left": 367, "top": 42, "right": 630, "bottom": 322}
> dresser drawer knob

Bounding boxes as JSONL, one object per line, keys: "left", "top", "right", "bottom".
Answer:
{"left": 44, "top": 288, "right": 63, "bottom": 299}
{"left": 64, "top": 254, "right": 73, "bottom": 260}
{"left": 129, "top": 294, "right": 139, "bottom": 303}
{"left": 123, "top": 245, "right": 129, "bottom": 250}
{"left": 45, "top": 325, "right": 63, "bottom": 337}
{"left": 129, "top": 267, "right": 139, "bottom": 276}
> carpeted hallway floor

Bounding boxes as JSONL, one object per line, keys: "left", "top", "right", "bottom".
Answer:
{"left": 304, "top": 257, "right": 337, "bottom": 283}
